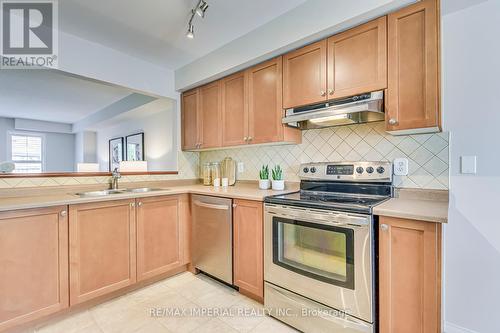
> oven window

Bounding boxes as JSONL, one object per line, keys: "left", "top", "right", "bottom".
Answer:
{"left": 273, "top": 217, "right": 355, "bottom": 289}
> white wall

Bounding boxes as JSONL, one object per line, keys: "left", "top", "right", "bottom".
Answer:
{"left": 59, "top": 31, "right": 177, "bottom": 99}
{"left": 74, "top": 131, "right": 97, "bottom": 166}
{"left": 94, "top": 99, "right": 177, "bottom": 172}
{"left": 442, "top": 1, "right": 500, "bottom": 332}
{"left": 0, "top": 117, "right": 75, "bottom": 172}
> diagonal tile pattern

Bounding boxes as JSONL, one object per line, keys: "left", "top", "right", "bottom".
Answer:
{"left": 0, "top": 152, "right": 200, "bottom": 189}
{"left": 201, "top": 122, "right": 449, "bottom": 189}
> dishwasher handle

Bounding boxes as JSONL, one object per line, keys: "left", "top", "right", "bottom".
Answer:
{"left": 193, "top": 200, "right": 230, "bottom": 210}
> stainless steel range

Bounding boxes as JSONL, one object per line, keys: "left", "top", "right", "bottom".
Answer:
{"left": 264, "top": 162, "right": 393, "bottom": 333}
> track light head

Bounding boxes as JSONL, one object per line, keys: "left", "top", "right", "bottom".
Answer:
{"left": 196, "top": 0, "right": 209, "bottom": 18}
{"left": 186, "top": 24, "right": 194, "bottom": 39}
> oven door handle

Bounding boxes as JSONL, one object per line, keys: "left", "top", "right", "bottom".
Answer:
{"left": 268, "top": 211, "right": 369, "bottom": 228}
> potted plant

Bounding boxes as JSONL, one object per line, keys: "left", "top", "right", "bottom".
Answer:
{"left": 258, "top": 165, "right": 270, "bottom": 190}
{"left": 271, "top": 165, "right": 285, "bottom": 191}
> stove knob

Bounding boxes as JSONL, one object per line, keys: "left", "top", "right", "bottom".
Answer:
{"left": 303, "top": 167, "right": 309, "bottom": 173}
{"left": 377, "top": 166, "right": 385, "bottom": 174}
{"left": 366, "top": 166, "right": 374, "bottom": 174}
{"left": 310, "top": 167, "right": 317, "bottom": 173}
{"left": 356, "top": 167, "right": 364, "bottom": 174}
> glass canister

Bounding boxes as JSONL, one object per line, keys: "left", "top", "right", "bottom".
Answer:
{"left": 211, "top": 162, "right": 221, "bottom": 186}
{"left": 202, "top": 162, "right": 212, "bottom": 186}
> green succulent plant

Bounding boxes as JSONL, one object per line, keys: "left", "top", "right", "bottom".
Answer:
{"left": 272, "top": 165, "right": 283, "bottom": 181}
{"left": 259, "top": 165, "right": 269, "bottom": 180}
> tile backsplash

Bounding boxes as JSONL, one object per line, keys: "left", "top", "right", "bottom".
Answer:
{"left": 0, "top": 122, "right": 449, "bottom": 190}
{"left": 201, "top": 122, "right": 449, "bottom": 189}
{"left": 0, "top": 152, "right": 199, "bottom": 189}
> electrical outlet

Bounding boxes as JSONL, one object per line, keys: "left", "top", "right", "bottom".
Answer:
{"left": 237, "top": 162, "right": 244, "bottom": 173}
{"left": 393, "top": 158, "right": 409, "bottom": 176}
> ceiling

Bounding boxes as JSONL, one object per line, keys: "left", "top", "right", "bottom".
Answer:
{"left": 0, "top": 70, "right": 134, "bottom": 124}
{"left": 59, "top": 0, "right": 307, "bottom": 70}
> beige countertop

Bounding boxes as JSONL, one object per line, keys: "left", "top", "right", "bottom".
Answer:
{"left": 373, "top": 189, "right": 449, "bottom": 223}
{"left": 0, "top": 182, "right": 300, "bottom": 212}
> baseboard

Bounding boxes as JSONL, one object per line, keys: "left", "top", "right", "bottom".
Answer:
{"left": 445, "top": 322, "right": 480, "bottom": 333}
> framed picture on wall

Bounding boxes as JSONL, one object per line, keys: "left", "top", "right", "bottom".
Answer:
{"left": 109, "top": 137, "right": 124, "bottom": 172}
{"left": 126, "top": 132, "right": 145, "bottom": 161}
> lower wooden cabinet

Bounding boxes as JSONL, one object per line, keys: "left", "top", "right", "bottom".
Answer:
{"left": 233, "top": 199, "right": 264, "bottom": 301}
{"left": 378, "top": 216, "right": 441, "bottom": 333}
{"left": 136, "top": 195, "right": 189, "bottom": 281}
{"left": 69, "top": 199, "right": 137, "bottom": 305}
{"left": 0, "top": 206, "right": 69, "bottom": 332}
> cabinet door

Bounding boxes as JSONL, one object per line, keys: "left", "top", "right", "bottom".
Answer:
{"left": 69, "top": 200, "right": 136, "bottom": 305}
{"left": 0, "top": 206, "right": 68, "bottom": 331}
{"left": 182, "top": 89, "right": 200, "bottom": 150}
{"left": 386, "top": 0, "right": 440, "bottom": 133}
{"left": 221, "top": 71, "right": 248, "bottom": 147}
{"left": 136, "top": 195, "right": 188, "bottom": 281}
{"left": 199, "top": 81, "right": 222, "bottom": 149}
{"left": 283, "top": 40, "right": 328, "bottom": 108}
{"left": 379, "top": 216, "right": 441, "bottom": 333}
{"left": 327, "top": 17, "right": 387, "bottom": 99}
{"left": 247, "top": 57, "right": 283, "bottom": 144}
{"left": 233, "top": 199, "right": 264, "bottom": 301}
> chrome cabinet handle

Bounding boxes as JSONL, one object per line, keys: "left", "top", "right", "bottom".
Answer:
{"left": 232, "top": 203, "right": 237, "bottom": 208}
{"left": 130, "top": 202, "right": 135, "bottom": 208}
{"left": 320, "top": 90, "right": 326, "bottom": 96}
{"left": 380, "top": 224, "right": 389, "bottom": 231}
{"left": 243, "top": 137, "right": 248, "bottom": 142}
{"left": 138, "top": 202, "right": 143, "bottom": 207}
{"left": 328, "top": 89, "right": 334, "bottom": 95}
{"left": 60, "top": 210, "right": 67, "bottom": 217}
{"left": 247, "top": 137, "right": 253, "bottom": 141}
{"left": 388, "top": 118, "right": 398, "bottom": 125}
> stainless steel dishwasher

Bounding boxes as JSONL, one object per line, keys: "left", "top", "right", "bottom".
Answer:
{"left": 191, "top": 195, "right": 233, "bottom": 284}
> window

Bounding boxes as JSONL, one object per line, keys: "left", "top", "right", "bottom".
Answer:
{"left": 9, "top": 133, "right": 44, "bottom": 173}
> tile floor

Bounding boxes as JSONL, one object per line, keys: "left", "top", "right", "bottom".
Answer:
{"left": 32, "top": 272, "right": 298, "bottom": 333}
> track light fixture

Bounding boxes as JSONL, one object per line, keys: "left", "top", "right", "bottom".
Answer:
{"left": 186, "top": 0, "right": 209, "bottom": 39}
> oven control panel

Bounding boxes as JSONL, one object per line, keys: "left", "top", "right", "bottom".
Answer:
{"left": 300, "top": 161, "right": 392, "bottom": 182}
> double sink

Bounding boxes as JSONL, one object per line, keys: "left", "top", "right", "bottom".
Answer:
{"left": 76, "top": 188, "right": 167, "bottom": 198}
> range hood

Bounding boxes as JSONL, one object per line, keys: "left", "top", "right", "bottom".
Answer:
{"left": 282, "top": 91, "right": 384, "bottom": 129}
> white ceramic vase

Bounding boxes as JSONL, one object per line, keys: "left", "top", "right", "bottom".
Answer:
{"left": 272, "top": 180, "right": 285, "bottom": 191}
{"left": 259, "top": 179, "right": 271, "bottom": 190}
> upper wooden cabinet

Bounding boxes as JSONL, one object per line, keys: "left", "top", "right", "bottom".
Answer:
{"left": 221, "top": 72, "right": 248, "bottom": 146}
{"left": 386, "top": 0, "right": 440, "bottom": 134}
{"left": 233, "top": 199, "right": 264, "bottom": 302}
{"left": 283, "top": 40, "right": 328, "bottom": 108}
{"left": 181, "top": 89, "right": 200, "bottom": 150}
{"left": 327, "top": 17, "right": 387, "bottom": 99}
{"left": 0, "top": 206, "right": 68, "bottom": 332}
{"left": 183, "top": 57, "right": 301, "bottom": 151}
{"left": 69, "top": 199, "right": 137, "bottom": 305}
{"left": 136, "top": 195, "right": 188, "bottom": 281}
{"left": 248, "top": 57, "right": 300, "bottom": 145}
{"left": 199, "top": 81, "right": 222, "bottom": 149}
{"left": 379, "top": 216, "right": 441, "bottom": 333}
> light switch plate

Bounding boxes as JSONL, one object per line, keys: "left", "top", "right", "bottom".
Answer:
{"left": 393, "top": 158, "right": 409, "bottom": 176}
{"left": 237, "top": 162, "right": 244, "bottom": 173}
{"left": 461, "top": 156, "right": 477, "bottom": 174}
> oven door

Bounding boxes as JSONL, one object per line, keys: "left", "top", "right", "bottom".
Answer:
{"left": 264, "top": 204, "right": 374, "bottom": 323}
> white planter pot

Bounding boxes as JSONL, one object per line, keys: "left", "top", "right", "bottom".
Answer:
{"left": 259, "top": 179, "right": 271, "bottom": 190}
{"left": 272, "top": 180, "right": 285, "bottom": 191}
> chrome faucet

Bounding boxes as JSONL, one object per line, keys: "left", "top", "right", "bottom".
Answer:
{"left": 110, "top": 168, "right": 121, "bottom": 190}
